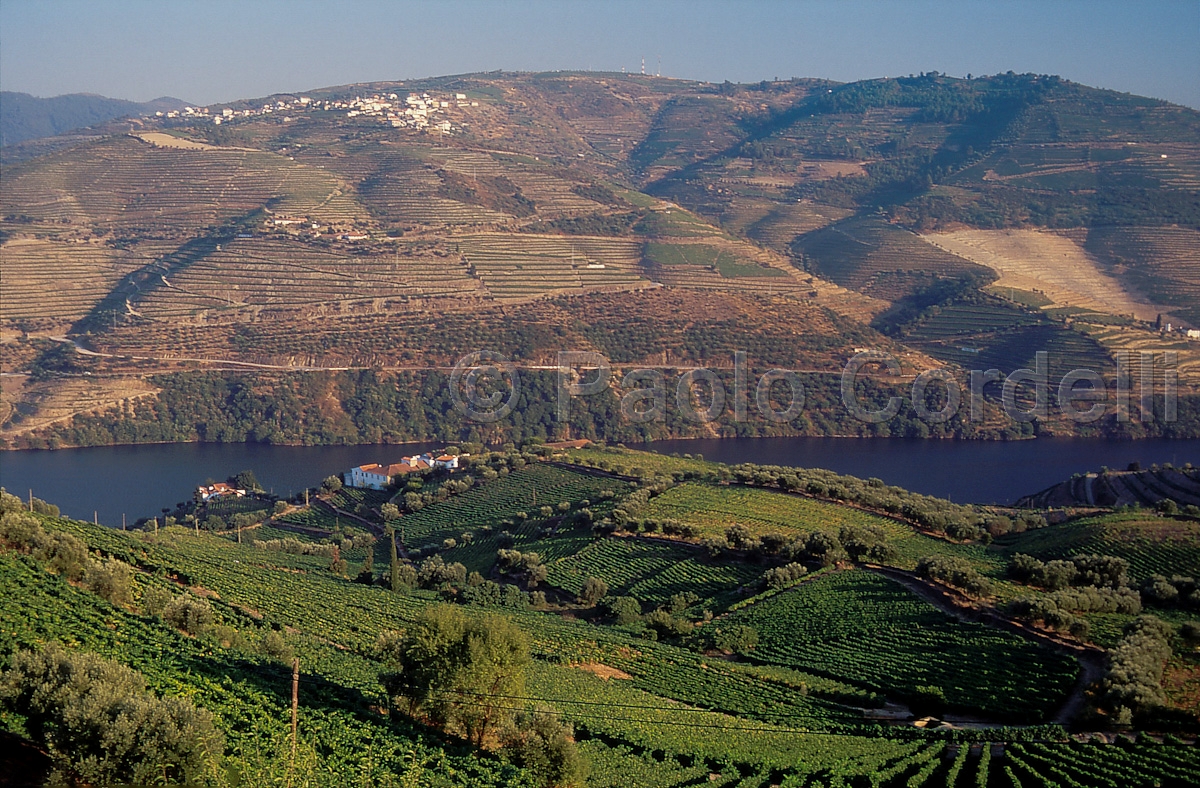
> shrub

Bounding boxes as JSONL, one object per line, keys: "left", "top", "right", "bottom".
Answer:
{"left": 762, "top": 562, "right": 807, "bottom": 590}
{"left": 578, "top": 577, "right": 609, "bottom": 606}
{"left": 83, "top": 558, "right": 134, "bottom": 607}
{"left": 261, "top": 631, "right": 294, "bottom": 664}
{"left": 162, "top": 594, "right": 214, "bottom": 635}
{"left": 141, "top": 586, "right": 173, "bottom": 618}
{"left": 605, "top": 596, "right": 642, "bottom": 625}
{"left": 0, "top": 644, "right": 224, "bottom": 786}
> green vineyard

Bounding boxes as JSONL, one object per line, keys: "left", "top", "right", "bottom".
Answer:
{"left": 996, "top": 511, "right": 1200, "bottom": 582}
{"left": 728, "top": 570, "right": 1079, "bottom": 720}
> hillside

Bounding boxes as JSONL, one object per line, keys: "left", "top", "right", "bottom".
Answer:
{"left": 3, "top": 445, "right": 1198, "bottom": 785}
{"left": 0, "top": 91, "right": 188, "bottom": 147}
{"left": 2, "top": 71, "right": 1199, "bottom": 447}
{"left": 1018, "top": 465, "right": 1200, "bottom": 509}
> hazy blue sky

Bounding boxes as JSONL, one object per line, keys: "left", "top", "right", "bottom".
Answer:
{"left": 3, "top": 0, "right": 1198, "bottom": 108}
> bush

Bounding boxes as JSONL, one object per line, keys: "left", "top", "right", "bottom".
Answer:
{"left": 605, "top": 596, "right": 642, "bottom": 625}
{"left": 505, "top": 708, "right": 588, "bottom": 788}
{"left": 261, "top": 630, "right": 294, "bottom": 664}
{"left": 0, "top": 644, "right": 224, "bottom": 786}
{"left": 762, "top": 562, "right": 808, "bottom": 590}
{"left": 141, "top": 586, "right": 173, "bottom": 618}
{"left": 162, "top": 594, "right": 214, "bottom": 635}
{"left": 578, "top": 577, "right": 609, "bottom": 606}
{"left": 916, "top": 555, "right": 992, "bottom": 597}
{"left": 83, "top": 558, "right": 134, "bottom": 607}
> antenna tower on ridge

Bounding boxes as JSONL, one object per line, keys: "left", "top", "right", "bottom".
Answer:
{"left": 641, "top": 56, "right": 645, "bottom": 76}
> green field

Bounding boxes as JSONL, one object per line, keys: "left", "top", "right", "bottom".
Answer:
{"left": 996, "top": 511, "right": 1200, "bottom": 582}
{"left": 547, "top": 536, "right": 763, "bottom": 611}
{"left": 639, "top": 482, "right": 1002, "bottom": 571}
{"left": 727, "top": 569, "right": 1079, "bottom": 720}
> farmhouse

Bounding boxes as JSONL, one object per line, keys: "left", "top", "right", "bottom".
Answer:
{"left": 196, "top": 482, "right": 245, "bottom": 502}
{"left": 342, "top": 452, "right": 461, "bottom": 489}
{"left": 345, "top": 463, "right": 401, "bottom": 490}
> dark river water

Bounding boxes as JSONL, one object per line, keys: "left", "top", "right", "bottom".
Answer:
{"left": 1, "top": 437, "right": 1197, "bottom": 525}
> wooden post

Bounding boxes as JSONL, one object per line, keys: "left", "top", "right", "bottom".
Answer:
{"left": 94, "top": 511, "right": 98, "bottom": 525}
{"left": 291, "top": 657, "right": 300, "bottom": 763}
{"left": 28, "top": 489, "right": 33, "bottom": 512}
{"left": 304, "top": 489, "right": 309, "bottom": 507}
{"left": 122, "top": 513, "right": 126, "bottom": 531}
{"left": 237, "top": 525, "right": 242, "bottom": 544}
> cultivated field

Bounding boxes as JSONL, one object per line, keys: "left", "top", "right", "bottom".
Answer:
{"left": 923, "top": 229, "right": 1167, "bottom": 322}
{"left": 0, "top": 239, "right": 148, "bottom": 323}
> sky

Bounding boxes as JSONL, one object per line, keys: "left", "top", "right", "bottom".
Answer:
{"left": 2, "top": 0, "right": 1198, "bottom": 109}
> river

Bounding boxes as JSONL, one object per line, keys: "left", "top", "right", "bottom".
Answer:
{"left": 1, "top": 437, "right": 1197, "bottom": 525}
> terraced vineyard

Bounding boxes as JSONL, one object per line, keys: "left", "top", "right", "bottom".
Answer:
{"left": 1004, "top": 741, "right": 1200, "bottom": 788}
{"left": 547, "top": 536, "right": 762, "bottom": 610}
{"left": 457, "top": 232, "right": 649, "bottom": 300}
{"left": 0, "top": 239, "right": 148, "bottom": 322}
{"left": 639, "top": 482, "right": 1002, "bottom": 571}
{"left": 728, "top": 570, "right": 1079, "bottom": 720}
{"left": 996, "top": 511, "right": 1200, "bottom": 582}
{"left": 1, "top": 136, "right": 366, "bottom": 231}
{"left": 795, "top": 217, "right": 988, "bottom": 303}
{"left": 132, "top": 237, "right": 485, "bottom": 319}
{"left": 395, "top": 464, "right": 628, "bottom": 548}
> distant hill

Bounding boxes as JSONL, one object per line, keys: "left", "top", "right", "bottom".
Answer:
{"left": 0, "top": 92, "right": 189, "bottom": 146}
{"left": 3, "top": 71, "right": 1199, "bottom": 448}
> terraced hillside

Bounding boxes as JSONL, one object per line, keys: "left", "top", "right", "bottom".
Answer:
{"left": 922, "top": 229, "right": 1167, "bottom": 322}
{"left": 1, "top": 135, "right": 366, "bottom": 232}
{"left": 1087, "top": 225, "right": 1200, "bottom": 326}
{"left": 130, "top": 237, "right": 486, "bottom": 319}
{"left": 1018, "top": 466, "right": 1200, "bottom": 509}
{"left": 795, "top": 216, "right": 990, "bottom": 303}
{"left": 457, "top": 232, "right": 649, "bottom": 300}
{"left": 3, "top": 70, "right": 1198, "bottom": 447}
{"left": 0, "top": 239, "right": 149, "bottom": 323}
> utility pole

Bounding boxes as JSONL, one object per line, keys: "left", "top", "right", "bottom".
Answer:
{"left": 28, "top": 489, "right": 33, "bottom": 512}
{"left": 641, "top": 56, "right": 645, "bottom": 76}
{"left": 122, "top": 513, "right": 126, "bottom": 531}
{"left": 94, "top": 511, "right": 98, "bottom": 525}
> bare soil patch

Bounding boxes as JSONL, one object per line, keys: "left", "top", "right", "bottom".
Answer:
{"left": 922, "top": 229, "right": 1168, "bottom": 321}
{"left": 573, "top": 662, "right": 633, "bottom": 681}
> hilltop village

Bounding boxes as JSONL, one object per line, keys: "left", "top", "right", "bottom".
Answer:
{"left": 157, "top": 90, "right": 476, "bottom": 133}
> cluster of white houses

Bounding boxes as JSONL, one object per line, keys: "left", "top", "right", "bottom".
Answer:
{"left": 155, "top": 91, "right": 477, "bottom": 134}
{"left": 344, "top": 452, "right": 460, "bottom": 490}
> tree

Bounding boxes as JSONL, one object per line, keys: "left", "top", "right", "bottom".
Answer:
{"left": 506, "top": 708, "right": 588, "bottom": 788}
{"left": 378, "top": 605, "right": 530, "bottom": 747}
{"left": 381, "top": 503, "right": 400, "bottom": 521}
{"left": 0, "top": 644, "right": 224, "bottom": 786}
{"left": 162, "top": 595, "right": 213, "bottom": 635}
{"left": 606, "top": 596, "right": 642, "bottom": 625}
{"left": 232, "top": 469, "right": 262, "bottom": 492}
{"left": 321, "top": 475, "right": 343, "bottom": 494}
{"left": 329, "top": 545, "right": 347, "bottom": 576}
{"left": 578, "top": 577, "right": 608, "bottom": 606}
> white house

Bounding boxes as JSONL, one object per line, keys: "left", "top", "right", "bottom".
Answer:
{"left": 344, "top": 464, "right": 392, "bottom": 490}
{"left": 433, "top": 454, "right": 459, "bottom": 469}
{"left": 1188, "top": 329, "right": 1200, "bottom": 339}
